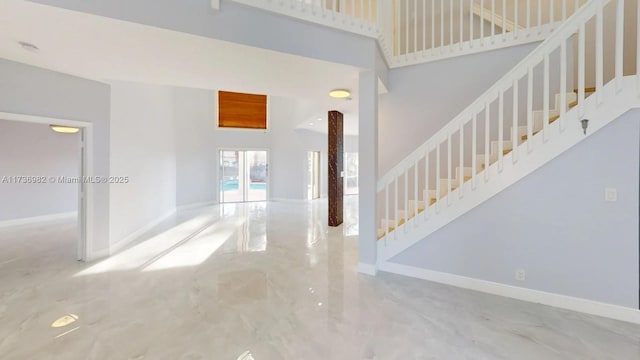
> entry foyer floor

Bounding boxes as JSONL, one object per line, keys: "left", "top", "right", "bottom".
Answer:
{"left": 0, "top": 197, "right": 638, "bottom": 359}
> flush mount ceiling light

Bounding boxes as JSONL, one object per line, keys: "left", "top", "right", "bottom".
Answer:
{"left": 18, "top": 41, "right": 39, "bottom": 53}
{"left": 50, "top": 125, "right": 80, "bottom": 134}
{"left": 329, "top": 89, "right": 351, "bottom": 99}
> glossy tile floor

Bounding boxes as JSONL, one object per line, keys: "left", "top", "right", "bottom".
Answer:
{"left": 1, "top": 197, "right": 639, "bottom": 359}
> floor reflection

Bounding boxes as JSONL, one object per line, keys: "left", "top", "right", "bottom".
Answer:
{"left": 218, "top": 269, "right": 268, "bottom": 304}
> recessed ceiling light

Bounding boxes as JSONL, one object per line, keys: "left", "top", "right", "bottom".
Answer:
{"left": 329, "top": 89, "right": 350, "bottom": 99}
{"left": 309, "top": 122, "right": 314, "bottom": 126}
{"left": 50, "top": 125, "right": 80, "bottom": 134}
{"left": 18, "top": 41, "right": 39, "bottom": 53}
{"left": 317, "top": 118, "right": 322, "bottom": 121}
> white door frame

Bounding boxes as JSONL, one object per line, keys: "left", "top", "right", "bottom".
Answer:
{"left": 218, "top": 148, "right": 270, "bottom": 203}
{"left": 0, "top": 112, "right": 93, "bottom": 261}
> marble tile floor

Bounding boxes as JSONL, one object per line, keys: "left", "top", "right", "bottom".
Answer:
{"left": 0, "top": 197, "right": 638, "bottom": 359}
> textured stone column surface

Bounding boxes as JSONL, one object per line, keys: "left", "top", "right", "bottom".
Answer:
{"left": 328, "top": 110, "right": 344, "bottom": 227}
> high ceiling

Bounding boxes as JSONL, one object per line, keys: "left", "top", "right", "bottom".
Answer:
{"left": 0, "top": 0, "right": 361, "bottom": 134}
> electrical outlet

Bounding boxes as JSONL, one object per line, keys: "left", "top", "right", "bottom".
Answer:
{"left": 515, "top": 269, "right": 526, "bottom": 281}
{"left": 605, "top": 188, "right": 617, "bottom": 202}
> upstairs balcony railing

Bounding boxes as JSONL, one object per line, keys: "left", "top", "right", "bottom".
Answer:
{"left": 229, "top": 0, "right": 590, "bottom": 67}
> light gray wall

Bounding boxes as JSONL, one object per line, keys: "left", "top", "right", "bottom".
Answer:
{"left": 0, "top": 120, "right": 79, "bottom": 221}
{"left": 173, "top": 87, "right": 355, "bottom": 206}
{"left": 29, "top": 0, "right": 378, "bottom": 70}
{"left": 0, "top": 58, "right": 111, "bottom": 253}
{"left": 379, "top": 42, "right": 538, "bottom": 176}
{"left": 109, "top": 81, "right": 177, "bottom": 245}
{"left": 391, "top": 109, "right": 640, "bottom": 309}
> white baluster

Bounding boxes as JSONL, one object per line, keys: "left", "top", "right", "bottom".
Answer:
{"left": 414, "top": 0, "right": 418, "bottom": 55}
{"left": 596, "top": 2, "right": 603, "bottom": 104}
{"left": 405, "top": 0, "right": 409, "bottom": 56}
{"left": 460, "top": 0, "right": 464, "bottom": 49}
{"left": 470, "top": 0, "right": 474, "bottom": 47}
{"left": 526, "top": 0, "right": 531, "bottom": 34}
{"left": 436, "top": 142, "right": 441, "bottom": 212}
{"left": 527, "top": 66, "right": 533, "bottom": 152}
{"left": 424, "top": 148, "right": 429, "bottom": 219}
{"left": 440, "top": 0, "right": 444, "bottom": 50}
{"left": 550, "top": 0, "right": 555, "bottom": 27}
{"left": 423, "top": 0, "right": 427, "bottom": 53}
{"left": 498, "top": 90, "right": 504, "bottom": 170}
{"left": 543, "top": 53, "right": 550, "bottom": 142}
{"left": 450, "top": 0, "right": 454, "bottom": 47}
{"left": 560, "top": 38, "right": 567, "bottom": 132}
{"left": 432, "top": 0, "right": 436, "bottom": 52}
{"left": 459, "top": 121, "right": 464, "bottom": 198}
{"left": 394, "top": 176, "right": 398, "bottom": 236}
{"left": 578, "top": 22, "right": 585, "bottom": 116}
{"left": 414, "top": 159, "right": 418, "bottom": 225}
{"left": 502, "top": 0, "right": 506, "bottom": 41}
{"left": 615, "top": 0, "right": 624, "bottom": 92}
{"left": 480, "top": 0, "right": 485, "bottom": 44}
{"left": 484, "top": 102, "right": 490, "bottom": 181}
{"left": 537, "top": 0, "right": 542, "bottom": 34}
{"left": 396, "top": 0, "right": 401, "bottom": 56}
{"left": 491, "top": 0, "right": 495, "bottom": 43}
{"left": 385, "top": 182, "right": 389, "bottom": 240}
{"left": 562, "top": 0, "right": 567, "bottom": 21}
{"left": 514, "top": 0, "right": 519, "bottom": 38}
{"left": 447, "top": 132, "right": 452, "bottom": 205}
{"left": 472, "top": 113, "right": 477, "bottom": 189}
{"left": 404, "top": 168, "right": 408, "bottom": 230}
{"left": 512, "top": 78, "right": 519, "bottom": 163}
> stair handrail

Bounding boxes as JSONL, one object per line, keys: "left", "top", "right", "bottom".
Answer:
{"left": 377, "top": 0, "right": 609, "bottom": 191}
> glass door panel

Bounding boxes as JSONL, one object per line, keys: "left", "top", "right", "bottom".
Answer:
{"left": 345, "top": 152, "right": 358, "bottom": 195}
{"left": 247, "top": 150, "right": 268, "bottom": 202}
{"left": 220, "top": 150, "right": 268, "bottom": 203}
{"left": 307, "top": 151, "right": 320, "bottom": 200}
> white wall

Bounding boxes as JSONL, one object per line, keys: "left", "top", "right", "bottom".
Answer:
{"left": 0, "top": 59, "right": 111, "bottom": 254}
{"left": 31, "top": 0, "right": 378, "bottom": 70}
{"left": 173, "top": 87, "right": 356, "bottom": 206}
{"left": 379, "top": 42, "right": 538, "bottom": 176}
{"left": 391, "top": 110, "right": 640, "bottom": 308}
{"left": 109, "top": 81, "right": 177, "bottom": 247}
{"left": 0, "top": 120, "right": 79, "bottom": 221}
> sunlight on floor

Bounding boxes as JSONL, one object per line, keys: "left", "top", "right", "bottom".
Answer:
{"left": 74, "top": 213, "right": 226, "bottom": 276}
{"left": 75, "top": 203, "right": 272, "bottom": 276}
{"left": 142, "top": 219, "right": 242, "bottom": 272}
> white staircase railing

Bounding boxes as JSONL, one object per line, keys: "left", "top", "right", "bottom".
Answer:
{"left": 388, "top": 0, "right": 588, "bottom": 67}
{"left": 228, "top": 0, "right": 590, "bottom": 67}
{"left": 229, "top": 0, "right": 380, "bottom": 38}
{"left": 376, "top": 0, "right": 639, "bottom": 261}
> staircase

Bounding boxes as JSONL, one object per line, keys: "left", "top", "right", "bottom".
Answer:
{"left": 377, "top": 90, "right": 582, "bottom": 239}
{"left": 376, "top": 0, "right": 640, "bottom": 263}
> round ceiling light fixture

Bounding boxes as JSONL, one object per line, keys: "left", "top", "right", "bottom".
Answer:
{"left": 18, "top": 41, "right": 39, "bottom": 53}
{"left": 50, "top": 125, "right": 80, "bottom": 134}
{"left": 329, "top": 89, "right": 351, "bottom": 99}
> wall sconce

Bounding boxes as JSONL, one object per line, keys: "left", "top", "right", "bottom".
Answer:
{"left": 580, "top": 119, "right": 589, "bottom": 135}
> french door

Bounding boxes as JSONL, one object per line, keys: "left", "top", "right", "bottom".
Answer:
{"left": 219, "top": 150, "right": 268, "bottom": 203}
{"left": 307, "top": 151, "right": 320, "bottom": 200}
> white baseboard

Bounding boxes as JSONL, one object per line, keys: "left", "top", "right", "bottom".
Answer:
{"left": 109, "top": 209, "right": 176, "bottom": 255}
{"left": 378, "top": 262, "right": 640, "bottom": 325}
{"left": 271, "top": 198, "right": 308, "bottom": 203}
{"left": 357, "top": 262, "right": 378, "bottom": 276}
{"left": 0, "top": 211, "right": 77, "bottom": 228}
{"left": 177, "top": 200, "right": 217, "bottom": 211}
